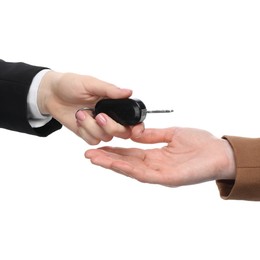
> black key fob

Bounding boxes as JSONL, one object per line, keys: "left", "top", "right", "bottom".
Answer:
{"left": 94, "top": 98, "right": 147, "bottom": 125}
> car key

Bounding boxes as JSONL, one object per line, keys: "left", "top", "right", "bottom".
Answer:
{"left": 78, "top": 98, "right": 173, "bottom": 126}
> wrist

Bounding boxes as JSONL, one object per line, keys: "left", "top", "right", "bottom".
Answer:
{"left": 217, "top": 139, "right": 236, "bottom": 180}
{"left": 37, "top": 70, "right": 62, "bottom": 115}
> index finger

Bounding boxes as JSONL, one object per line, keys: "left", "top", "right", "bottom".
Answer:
{"left": 131, "top": 127, "right": 175, "bottom": 144}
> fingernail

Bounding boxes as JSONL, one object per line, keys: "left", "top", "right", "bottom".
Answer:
{"left": 76, "top": 110, "right": 86, "bottom": 121}
{"left": 96, "top": 114, "right": 107, "bottom": 126}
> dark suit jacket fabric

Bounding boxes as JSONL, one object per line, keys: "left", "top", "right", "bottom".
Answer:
{"left": 0, "top": 60, "right": 62, "bottom": 136}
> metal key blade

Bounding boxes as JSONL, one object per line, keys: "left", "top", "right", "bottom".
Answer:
{"left": 146, "top": 110, "right": 174, "bottom": 113}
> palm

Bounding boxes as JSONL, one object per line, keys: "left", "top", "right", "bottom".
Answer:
{"left": 86, "top": 127, "right": 231, "bottom": 187}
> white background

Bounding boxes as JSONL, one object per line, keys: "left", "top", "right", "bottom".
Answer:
{"left": 1, "top": 0, "right": 260, "bottom": 259}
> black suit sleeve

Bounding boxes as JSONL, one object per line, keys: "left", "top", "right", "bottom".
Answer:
{"left": 0, "top": 59, "right": 62, "bottom": 136}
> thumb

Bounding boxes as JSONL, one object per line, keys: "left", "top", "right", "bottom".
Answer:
{"left": 84, "top": 76, "right": 133, "bottom": 99}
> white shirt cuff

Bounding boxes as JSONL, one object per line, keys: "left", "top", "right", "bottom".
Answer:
{"left": 27, "top": 69, "right": 52, "bottom": 128}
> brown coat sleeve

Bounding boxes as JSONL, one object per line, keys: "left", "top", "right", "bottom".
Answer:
{"left": 216, "top": 136, "right": 260, "bottom": 201}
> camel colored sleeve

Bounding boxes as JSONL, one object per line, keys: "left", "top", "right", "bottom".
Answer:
{"left": 216, "top": 136, "right": 260, "bottom": 201}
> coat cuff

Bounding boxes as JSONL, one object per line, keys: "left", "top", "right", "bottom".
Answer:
{"left": 216, "top": 136, "right": 260, "bottom": 201}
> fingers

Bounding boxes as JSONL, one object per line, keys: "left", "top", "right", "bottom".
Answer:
{"left": 75, "top": 108, "right": 174, "bottom": 145}
{"left": 94, "top": 113, "right": 132, "bottom": 139}
{"left": 131, "top": 127, "right": 175, "bottom": 144}
{"left": 86, "top": 146, "right": 146, "bottom": 159}
{"left": 75, "top": 110, "right": 133, "bottom": 144}
{"left": 129, "top": 123, "right": 145, "bottom": 139}
{"left": 76, "top": 115, "right": 112, "bottom": 145}
{"left": 85, "top": 147, "right": 165, "bottom": 185}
